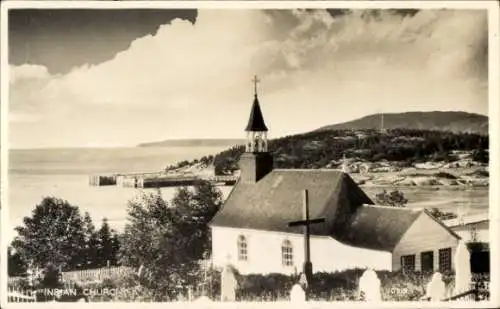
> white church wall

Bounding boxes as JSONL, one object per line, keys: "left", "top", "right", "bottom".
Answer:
{"left": 211, "top": 226, "right": 392, "bottom": 275}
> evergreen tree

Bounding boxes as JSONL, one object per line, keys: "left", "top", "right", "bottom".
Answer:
{"left": 97, "top": 218, "right": 113, "bottom": 267}
{"left": 110, "top": 232, "right": 121, "bottom": 266}
{"left": 82, "top": 212, "right": 99, "bottom": 268}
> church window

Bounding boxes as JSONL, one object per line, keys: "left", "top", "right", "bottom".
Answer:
{"left": 438, "top": 248, "right": 452, "bottom": 272}
{"left": 282, "top": 240, "right": 293, "bottom": 266}
{"left": 237, "top": 235, "right": 248, "bottom": 261}
{"left": 420, "top": 251, "right": 434, "bottom": 272}
{"left": 401, "top": 254, "right": 415, "bottom": 272}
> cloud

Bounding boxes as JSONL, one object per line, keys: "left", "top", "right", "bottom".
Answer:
{"left": 9, "top": 64, "right": 51, "bottom": 83}
{"left": 9, "top": 9, "right": 488, "bottom": 148}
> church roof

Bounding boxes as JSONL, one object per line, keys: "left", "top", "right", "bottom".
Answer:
{"left": 212, "top": 170, "right": 380, "bottom": 240}
{"left": 333, "top": 205, "right": 423, "bottom": 252}
{"left": 245, "top": 95, "right": 268, "bottom": 132}
{"left": 210, "top": 169, "right": 460, "bottom": 252}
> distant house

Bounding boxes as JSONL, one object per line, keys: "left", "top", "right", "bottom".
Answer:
{"left": 443, "top": 213, "right": 489, "bottom": 243}
{"left": 443, "top": 213, "right": 490, "bottom": 274}
{"left": 210, "top": 83, "right": 461, "bottom": 275}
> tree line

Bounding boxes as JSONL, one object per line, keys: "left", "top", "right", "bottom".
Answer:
{"left": 206, "top": 128, "right": 487, "bottom": 175}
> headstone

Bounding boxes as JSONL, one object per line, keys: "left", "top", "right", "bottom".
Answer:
{"left": 426, "top": 272, "right": 446, "bottom": 301}
{"left": 290, "top": 284, "right": 306, "bottom": 302}
{"left": 359, "top": 269, "right": 381, "bottom": 301}
{"left": 454, "top": 241, "right": 472, "bottom": 294}
{"left": 220, "top": 264, "right": 237, "bottom": 302}
{"left": 137, "top": 264, "right": 144, "bottom": 277}
{"left": 299, "top": 273, "right": 308, "bottom": 289}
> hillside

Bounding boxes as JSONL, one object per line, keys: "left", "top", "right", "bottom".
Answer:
{"left": 316, "top": 111, "right": 488, "bottom": 135}
{"left": 138, "top": 138, "right": 244, "bottom": 148}
{"left": 163, "top": 128, "right": 488, "bottom": 176}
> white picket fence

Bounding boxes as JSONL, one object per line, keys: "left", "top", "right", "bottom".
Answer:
{"left": 8, "top": 266, "right": 134, "bottom": 302}
{"left": 61, "top": 266, "right": 133, "bottom": 282}
{"left": 7, "top": 287, "right": 36, "bottom": 302}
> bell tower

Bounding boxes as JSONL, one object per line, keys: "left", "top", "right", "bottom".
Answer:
{"left": 239, "top": 75, "right": 273, "bottom": 183}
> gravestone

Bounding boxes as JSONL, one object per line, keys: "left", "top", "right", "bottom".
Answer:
{"left": 454, "top": 241, "right": 472, "bottom": 294}
{"left": 137, "top": 265, "right": 144, "bottom": 276}
{"left": 220, "top": 264, "right": 237, "bottom": 302}
{"left": 426, "top": 272, "right": 446, "bottom": 301}
{"left": 359, "top": 269, "right": 381, "bottom": 301}
{"left": 290, "top": 284, "right": 306, "bottom": 302}
{"left": 299, "top": 273, "right": 308, "bottom": 290}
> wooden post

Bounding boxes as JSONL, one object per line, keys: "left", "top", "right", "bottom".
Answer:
{"left": 287, "top": 189, "right": 326, "bottom": 300}
{"left": 474, "top": 281, "right": 480, "bottom": 301}
{"left": 303, "top": 190, "right": 313, "bottom": 284}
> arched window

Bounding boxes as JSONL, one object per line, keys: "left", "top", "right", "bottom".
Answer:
{"left": 237, "top": 235, "right": 248, "bottom": 261}
{"left": 282, "top": 240, "right": 293, "bottom": 266}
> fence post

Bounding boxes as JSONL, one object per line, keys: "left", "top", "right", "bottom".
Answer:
{"left": 474, "top": 281, "right": 480, "bottom": 301}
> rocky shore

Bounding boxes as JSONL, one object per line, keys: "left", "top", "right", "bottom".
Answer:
{"left": 337, "top": 151, "right": 488, "bottom": 188}
{"left": 168, "top": 151, "right": 489, "bottom": 189}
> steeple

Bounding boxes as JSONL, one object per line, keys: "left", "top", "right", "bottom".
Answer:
{"left": 239, "top": 75, "right": 273, "bottom": 183}
{"left": 245, "top": 95, "right": 268, "bottom": 132}
{"left": 244, "top": 75, "right": 269, "bottom": 153}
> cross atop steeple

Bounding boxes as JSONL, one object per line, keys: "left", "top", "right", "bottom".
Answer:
{"left": 252, "top": 75, "right": 260, "bottom": 97}
{"left": 245, "top": 75, "right": 268, "bottom": 133}
{"left": 240, "top": 75, "right": 273, "bottom": 183}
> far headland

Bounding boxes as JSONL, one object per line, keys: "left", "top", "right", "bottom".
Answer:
{"left": 136, "top": 110, "right": 488, "bottom": 148}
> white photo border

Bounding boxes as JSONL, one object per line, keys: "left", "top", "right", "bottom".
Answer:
{"left": 1, "top": 1, "right": 498, "bottom": 308}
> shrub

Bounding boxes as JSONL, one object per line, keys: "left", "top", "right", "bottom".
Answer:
{"left": 375, "top": 190, "right": 408, "bottom": 207}
{"left": 427, "top": 208, "right": 457, "bottom": 220}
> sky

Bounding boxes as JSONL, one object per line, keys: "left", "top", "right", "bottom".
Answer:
{"left": 8, "top": 8, "right": 488, "bottom": 149}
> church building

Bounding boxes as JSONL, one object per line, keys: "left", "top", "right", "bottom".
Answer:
{"left": 210, "top": 79, "right": 461, "bottom": 275}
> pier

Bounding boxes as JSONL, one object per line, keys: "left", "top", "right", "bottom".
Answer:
{"left": 89, "top": 172, "right": 238, "bottom": 188}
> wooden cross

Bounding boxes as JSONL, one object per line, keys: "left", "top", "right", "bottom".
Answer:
{"left": 288, "top": 189, "right": 326, "bottom": 286}
{"left": 252, "top": 75, "right": 260, "bottom": 96}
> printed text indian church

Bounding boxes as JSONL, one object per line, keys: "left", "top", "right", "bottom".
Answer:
{"left": 209, "top": 80, "right": 461, "bottom": 275}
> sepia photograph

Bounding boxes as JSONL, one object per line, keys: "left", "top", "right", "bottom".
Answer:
{"left": 1, "top": 0, "right": 498, "bottom": 306}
